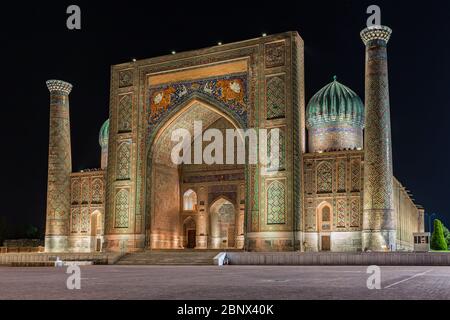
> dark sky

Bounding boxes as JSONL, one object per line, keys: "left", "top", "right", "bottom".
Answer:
{"left": 1, "top": 0, "right": 449, "bottom": 234}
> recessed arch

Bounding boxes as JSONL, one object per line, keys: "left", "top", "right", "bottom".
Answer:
{"left": 316, "top": 201, "right": 333, "bottom": 232}
{"left": 183, "top": 216, "right": 196, "bottom": 249}
{"left": 316, "top": 201, "right": 333, "bottom": 252}
{"left": 209, "top": 197, "right": 237, "bottom": 249}
{"left": 183, "top": 189, "right": 198, "bottom": 211}
{"left": 90, "top": 210, "right": 103, "bottom": 252}
{"left": 144, "top": 97, "right": 247, "bottom": 250}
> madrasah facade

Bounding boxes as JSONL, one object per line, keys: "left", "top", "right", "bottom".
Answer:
{"left": 43, "top": 24, "right": 424, "bottom": 254}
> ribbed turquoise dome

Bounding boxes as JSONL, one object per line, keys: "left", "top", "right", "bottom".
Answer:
{"left": 99, "top": 119, "right": 109, "bottom": 148}
{"left": 306, "top": 77, "right": 364, "bottom": 129}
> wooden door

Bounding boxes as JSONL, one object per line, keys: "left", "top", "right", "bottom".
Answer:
{"left": 321, "top": 236, "right": 330, "bottom": 251}
{"left": 187, "top": 230, "right": 196, "bottom": 249}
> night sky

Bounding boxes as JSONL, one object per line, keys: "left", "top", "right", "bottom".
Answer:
{"left": 1, "top": 0, "right": 449, "bottom": 235}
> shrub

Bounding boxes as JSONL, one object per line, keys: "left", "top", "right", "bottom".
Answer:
{"left": 431, "top": 219, "right": 448, "bottom": 251}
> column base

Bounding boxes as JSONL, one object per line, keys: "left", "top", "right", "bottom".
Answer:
{"left": 235, "top": 235, "right": 245, "bottom": 249}
{"left": 362, "top": 230, "right": 396, "bottom": 252}
{"left": 245, "top": 232, "right": 297, "bottom": 251}
{"left": 196, "top": 235, "right": 208, "bottom": 249}
{"left": 104, "top": 234, "right": 146, "bottom": 253}
{"left": 45, "top": 236, "right": 68, "bottom": 253}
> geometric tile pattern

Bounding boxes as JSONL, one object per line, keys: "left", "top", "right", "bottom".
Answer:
{"left": 337, "top": 160, "right": 346, "bottom": 192}
{"left": 117, "top": 142, "right": 131, "bottom": 180}
{"left": 351, "top": 159, "right": 361, "bottom": 192}
{"left": 337, "top": 199, "right": 346, "bottom": 228}
{"left": 350, "top": 198, "right": 360, "bottom": 227}
{"left": 71, "top": 180, "right": 80, "bottom": 204}
{"left": 115, "top": 189, "right": 129, "bottom": 228}
{"left": 266, "top": 76, "right": 285, "bottom": 119}
{"left": 80, "top": 208, "right": 89, "bottom": 233}
{"left": 69, "top": 172, "right": 106, "bottom": 235}
{"left": 267, "top": 180, "right": 286, "bottom": 224}
{"left": 81, "top": 180, "right": 89, "bottom": 204}
{"left": 91, "top": 179, "right": 103, "bottom": 204}
{"left": 118, "top": 95, "right": 132, "bottom": 133}
{"left": 71, "top": 208, "right": 80, "bottom": 233}
{"left": 317, "top": 161, "right": 332, "bottom": 194}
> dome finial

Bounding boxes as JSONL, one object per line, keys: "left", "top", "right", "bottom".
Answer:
{"left": 333, "top": 75, "right": 337, "bottom": 81}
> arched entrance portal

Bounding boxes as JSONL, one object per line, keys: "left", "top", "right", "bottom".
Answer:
{"left": 183, "top": 217, "right": 196, "bottom": 249}
{"left": 90, "top": 210, "right": 103, "bottom": 252}
{"left": 317, "top": 202, "right": 332, "bottom": 251}
{"left": 210, "top": 198, "right": 237, "bottom": 249}
{"left": 146, "top": 99, "right": 246, "bottom": 250}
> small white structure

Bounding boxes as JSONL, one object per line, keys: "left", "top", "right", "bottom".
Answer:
{"left": 413, "top": 233, "right": 430, "bottom": 252}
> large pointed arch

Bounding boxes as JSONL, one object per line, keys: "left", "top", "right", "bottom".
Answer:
{"left": 143, "top": 97, "right": 248, "bottom": 249}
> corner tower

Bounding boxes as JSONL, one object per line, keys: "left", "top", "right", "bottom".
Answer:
{"left": 45, "top": 80, "right": 73, "bottom": 252}
{"left": 360, "top": 25, "right": 396, "bottom": 251}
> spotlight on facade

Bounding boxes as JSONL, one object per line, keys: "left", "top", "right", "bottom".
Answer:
{"left": 132, "top": 58, "right": 137, "bottom": 62}
{"left": 262, "top": 33, "right": 267, "bottom": 37}
{"left": 171, "top": 51, "right": 176, "bottom": 55}
{"left": 217, "top": 42, "right": 222, "bottom": 46}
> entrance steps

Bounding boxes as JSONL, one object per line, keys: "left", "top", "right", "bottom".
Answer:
{"left": 116, "top": 249, "right": 242, "bottom": 265}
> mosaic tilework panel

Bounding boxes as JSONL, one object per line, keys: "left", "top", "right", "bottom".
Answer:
{"left": 265, "top": 42, "right": 285, "bottom": 68}
{"left": 115, "top": 189, "right": 129, "bottom": 228}
{"left": 266, "top": 75, "right": 286, "bottom": 120}
{"left": 148, "top": 74, "right": 248, "bottom": 134}
{"left": 267, "top": 180, "right": 286, "bottom": 225}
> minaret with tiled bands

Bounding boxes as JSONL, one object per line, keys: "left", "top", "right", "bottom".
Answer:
{"left": 45, "top": 80, "right": 73, "bottom": 252}
{"left": 360, "top": 26, "right": 396, "bottom": 251}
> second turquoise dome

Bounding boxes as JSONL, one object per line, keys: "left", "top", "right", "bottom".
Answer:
{"left": 99, "top": 119, "right": 110, "bottom": 148}
{"left": 306, "top": 77, "right": 365, "bottom": 129}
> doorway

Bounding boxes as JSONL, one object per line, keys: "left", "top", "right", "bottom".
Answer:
{"left": 321, "top": 236, "right": 331, "bottom": 251}
{"left": 183, "top": 217, "right": 196, "bottom": 249}
{"left": 187, "top": 230, "right": 196, "bottom": 249}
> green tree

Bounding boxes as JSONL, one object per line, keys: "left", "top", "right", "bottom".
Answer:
{"left": 431, "top": 219, "right": 448, "bottom": 251}
{"left": 442, "top": 225, "right": 450, "bottom": 248}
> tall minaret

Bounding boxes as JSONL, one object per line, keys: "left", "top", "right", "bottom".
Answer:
{"left": 45, "top": 80, "right": 73, "bottom": 252}
{"left": 360, "top": 25, "right": 396, "bottom": 251}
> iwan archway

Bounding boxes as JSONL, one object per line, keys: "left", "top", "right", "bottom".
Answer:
{"left": 145, "top": 98, "right": 247, "bottom": 250}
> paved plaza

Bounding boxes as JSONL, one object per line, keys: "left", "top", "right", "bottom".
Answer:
{"left": 0, "top": 265, "right": 449, "bottom": 300}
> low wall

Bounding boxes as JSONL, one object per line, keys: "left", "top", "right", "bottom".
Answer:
{"left": 0, "top": 246, "right": 45, "bottom": 253}
{"left": 0, "top": 252, "right": 123, "bottom": 266}
{"left": 226, "top": 252, "right": 450, "bottom": 266}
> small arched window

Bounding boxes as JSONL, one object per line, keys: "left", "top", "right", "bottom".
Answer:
{"left": 320, "top": 205, "right": 332, "bottom": 231}
{"left": 183, "top": 189, "right": 197, "bottom": 211}
{"left": 322, "top": 206, "right": 331, "bottom": 222}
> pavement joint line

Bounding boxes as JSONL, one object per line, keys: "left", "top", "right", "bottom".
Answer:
{"left": 384, "top": 269, "right": 434, "bottom": 289}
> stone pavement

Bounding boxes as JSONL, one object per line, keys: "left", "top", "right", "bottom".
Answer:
{"left": 0, "top": 265, "right": 449, "bottom": 300}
